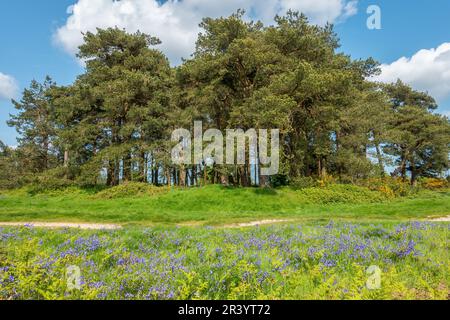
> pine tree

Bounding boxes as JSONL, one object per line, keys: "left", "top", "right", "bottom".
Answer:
{"left": 8, "top": 76, "right": 57, "bottom": 172}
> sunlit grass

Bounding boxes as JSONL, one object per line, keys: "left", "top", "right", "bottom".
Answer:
{"left": 0, "top": 185, "right": 449, "bottom": 225}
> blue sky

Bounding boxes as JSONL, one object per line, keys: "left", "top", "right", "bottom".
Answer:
{"left": 1, "top": 0, "right": 450, "bottom": 146}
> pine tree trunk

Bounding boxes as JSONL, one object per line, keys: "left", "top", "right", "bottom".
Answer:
{"left": 220, "top": 168, "right": 228, "bottom": 185}
{"left": 411, "top": 169, "right": 418, "bottom": 186}
{"left": 43, "top": 136, "right": 49, "bottom": 170}
{"left": 153, "top": 168, "right": 158, "bottom": 185}
{"left": 240, "top": 165, "right": 249, "bottom": 187}
{"left": 375, "top": 143, "right": 385, "bottom": 177}
{"left": 318, "top": 158, "right": 322, "bottom": 178}
{"left": 400, "top": 153, "right": 407, "bottom": 181}
{"left": 64, "top": 149, "right": 69, "bottom": 168}
{"left": 166, "top": 168, "right": 171, "bottom": 187}
{"left": 123, "top": 153, "right": 132, "bottom": 182}
{"left": 107, "top": 160, "right": 114, "bottom": 186}
{"left": 113, "top": 159, "right": 120, "bottom": 186}
{"left": 140, "top": 151, "right": 147, "bottom": 183}
{"left": 190, "top": 166, "right": 196, "bottom": 186}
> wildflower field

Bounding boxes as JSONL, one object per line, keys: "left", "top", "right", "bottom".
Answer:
{"left": 1, "top": 221, "right": 448, "bottom": 300}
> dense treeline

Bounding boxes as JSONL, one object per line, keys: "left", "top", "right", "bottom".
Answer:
{"left": 1, "top": 11, "right": 449, "bottom": 189}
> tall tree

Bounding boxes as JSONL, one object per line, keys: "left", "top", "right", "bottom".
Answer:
{"left": 382, "top": 80, "right": 448, "bottom": 182}
{"left": 56, "top": 28, "right": 173, "bottom": 186}
{"left": 8, "top": 76, "right": 57, "bottom": 172}
{"left": 386, "top": 104, "right": 450, "bottom": 184}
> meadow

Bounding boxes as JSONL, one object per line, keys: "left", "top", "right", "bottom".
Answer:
{"left": 1, "top": 183, "right": 449, "bottom": 300}
{"left": 0, "top": 221, "right": 448, "bottom": 300}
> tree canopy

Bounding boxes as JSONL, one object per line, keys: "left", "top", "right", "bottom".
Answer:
{"left": 2, "top": 11, "right": 449, "bottom": 189}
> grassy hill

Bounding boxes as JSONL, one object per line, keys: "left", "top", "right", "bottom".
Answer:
{"left": 0, "top": 184, "right": 449, "bottom": 226}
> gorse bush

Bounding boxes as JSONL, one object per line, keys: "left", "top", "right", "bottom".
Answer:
{"left": 317, "top": 174, "right": 337, "bottom": 188}
{"left": 364, "top": 177, "right": 416, "bottom": 197}
{"left": 419, "top": 178, "right": 448, "bottom": 190}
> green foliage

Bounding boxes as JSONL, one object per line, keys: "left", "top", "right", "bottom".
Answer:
{"left": 0, "top": 142, "right": 21, "bottom": 189}
{"left": 383, "top": 81, "right": 450, "bottom": 184}
{"left": 1, "top": 12, "right": 449, "bottom": 190}
{"left": 363, "top": 177, "right": 416, "bottom": 197}
{"left": 419, "top": 177, "right": 449, "bottom": 190}
{"left": 94, "top": 182, "right": 169, "bottom": 199}
{"left": 289, "top": 176, "right": 318, "bottom": 189}
{"left": 269, "top": 174, "right": 289, "bottom": 188}
{"left": 22, "top": 167, "right": 76, "bottom": 195}
{"left": 295, "top": 184, "right": 389, "bottom": 204}
{"left": 7, "top": 76, "right": 58, "bottom": 174}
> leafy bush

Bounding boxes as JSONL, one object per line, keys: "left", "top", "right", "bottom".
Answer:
{"left": 364, "top": 177, "right": 415, "bottom": 197}
{"left": 290, "top": 174, "right": 337, "bottom": 190}
{"left": 317, "top": 173, "right": 336, "bottom": 188}
{"left": 419, "top": 178, "right": 448, "bottom": 190}
{"left": 297, "top": 184, "right": 389, "bottom": 204}
{"left": 94, "top": 182, "right": 169, "bottom": 199}
{"left": 27, "top": 167, "right": 75, "bottom": 194}
{"left": 289, "top": 176, "right": 318, "bottom": 189}
{"left": 269, "top": 175, "right": 289, "bottom": 188}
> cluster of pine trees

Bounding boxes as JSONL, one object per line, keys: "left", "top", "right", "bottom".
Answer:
{"left": 1, "top": 11, "right": 449, "bottom": 189}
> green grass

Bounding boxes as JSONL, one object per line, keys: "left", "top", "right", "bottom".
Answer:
{"left": 0, "top": 185, "right": 449, "bottom": 225}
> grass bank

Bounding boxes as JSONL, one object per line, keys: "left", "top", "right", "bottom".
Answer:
{"left": 0, "top": 185, "right": 449, "bottom": 225}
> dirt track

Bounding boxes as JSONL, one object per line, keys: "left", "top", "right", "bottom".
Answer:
{"left": 0, "top": 222, "right": 121, "bottom": 230}
{"left": 0, "top": 216, "right": 448, "bottom": 230}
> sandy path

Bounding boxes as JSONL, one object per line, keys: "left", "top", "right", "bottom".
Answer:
{"left": 0, "top": 220, "right": 291, "bottom": 230}
{"left": 428, "top": 215, "right": 450, "bottom": 222}
{"left": 0, "top": 222, "right": 122, "bottom": 230}
{"left": 223, "top": 216, "right": 450, "bottom": 226}
{"left": 0, "top": 216, "right": 448, "bottom": 230}
{"left": 223, "top": 219, "right": 293, "bottom": 228}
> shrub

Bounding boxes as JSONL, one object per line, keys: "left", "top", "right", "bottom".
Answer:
{"left": 419, "top": 178, "right": 448, "bottom": 190}
{"left": 94, "top": 182, "right": 169, "bottom": 199}
{"left": 269, "top": 175, "right": 289, "bottom": 188}
{"left": 297, "top": 184, "right": 389, "bottom": 204}
{"left": 317, "top": 173, "right": 336, "bottom": 188}
{"left": 289, "top": 176, "right": 318, "bottom": 189}
{"left": 364, "top": 177, "right": 414, "bottom": 197}
{"left": 290, "top": 174, "right": 335, "bottom": 190}
{"left": 26, "top": 167, "right": 74, "bottom": 194}
{"left": 377, "top": 185, "right": 395, "bottom": 199}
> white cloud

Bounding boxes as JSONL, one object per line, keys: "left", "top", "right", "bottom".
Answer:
{"left": 54, "top": 0, "right": 359, "bottom": 65}
{"left": 0, "top": 72, "right": 18, "bottom": 100}
{"left": 280, "top": 0, "right": 358, "bottom": 24}
{"left": 373, "top": 43, "right": 450, "bottom": 102}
